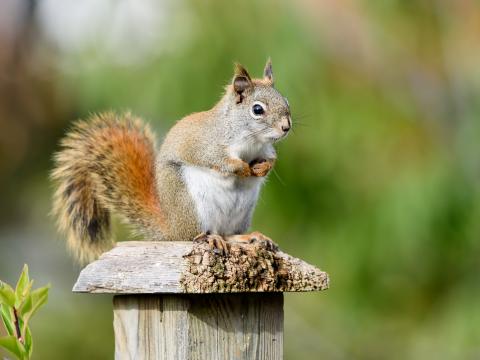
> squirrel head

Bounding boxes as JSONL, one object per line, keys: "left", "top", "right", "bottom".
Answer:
{"left": 223, "top": 59, "right": 291, "bottom": 145}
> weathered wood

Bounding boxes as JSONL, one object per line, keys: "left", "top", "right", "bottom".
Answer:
{"left": 113, "top": 294, "right": 283, "bottom": 360}
{"left": 74, "top": 241, "right": 329, "bottom": 360}
{"left": 73, "top": 241, "right": 329, "bottom": 294}
{"left": 74, "top": 242, "right": 190, "bottom": 294}
{"left": 113, "top": 295, "right": 189, "bottom": 359}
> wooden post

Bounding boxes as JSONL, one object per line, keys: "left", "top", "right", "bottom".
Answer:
{"left": 73, "top": 241, "right": 329, "bottom": 360}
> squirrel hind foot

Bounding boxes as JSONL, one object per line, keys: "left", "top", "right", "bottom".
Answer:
{"left": 225, "top": 232, "right": 279, "bottom": 252}
{"left": 193, "top": 232, "right": 230, "bottom": 255}
{"left": 192, "top": 231, "right": 279, "bottom": 257}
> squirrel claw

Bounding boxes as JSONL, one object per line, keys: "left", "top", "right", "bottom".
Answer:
{"left": 193, "top": 232, "right": 209, "bottom": 243}
{"left": 226, "top": 232, "right": 279, "bottom": 252}
{"left": 193, "top": 233, "right": 230, "bottom": 255}
{"left": 259, "top": 239, "right": 279, "bottom": 252}
{"left": 247, "top": 232, "right": 279, "bottom": 251}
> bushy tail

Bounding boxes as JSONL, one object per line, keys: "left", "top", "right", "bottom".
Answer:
{"left": 51, "top": 112, "right": 164, "bottom": 263}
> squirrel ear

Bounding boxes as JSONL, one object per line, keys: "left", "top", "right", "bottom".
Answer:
{"left": 263, "top": 58, "right": 274, "bottom": 84}
{"left": 232, "top": 63, "right": 253, "bottom": 103}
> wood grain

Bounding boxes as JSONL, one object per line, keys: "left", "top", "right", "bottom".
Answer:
{"left": 73, "top": 241, "right": 329, "bottom": 294}
{"left": 114, "top": 295, "right": 189, "bottom": 359}
{"left": 113, "top": 294, "right": 283, "bottom": 360}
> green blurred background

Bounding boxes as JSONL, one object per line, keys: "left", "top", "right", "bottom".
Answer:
{"left": 1, "top": 0, "right": 479, "bottom": 358}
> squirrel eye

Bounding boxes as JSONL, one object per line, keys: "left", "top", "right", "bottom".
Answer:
{"left": 250, "top": 101, "right": 266, "bottom": 119}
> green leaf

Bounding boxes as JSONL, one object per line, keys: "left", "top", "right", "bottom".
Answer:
{"left": 0, "top": 282, "right": 16, "bottom": 307}
{"left": 15, "top": 265, "right": 30, "bottom": 307}
{"left": 27, "top": 285, "right": 50, "bottom": 319}
{"left": 24, "top": 326, "right": 33, "bottom": 358}
{"left": 0, "top": 268, "right": 50, "bottom": 359}
{"left": 19, "top": 294, "right": 32, "bottom": 318}
{"left": 0, "top": 304, "right": 15, "bottom": 336}
{"left": 18, "top": 280, "right": 33, "bottom": 310}
{"left": 17, "top": 314, "right": 24, "bottom": 338}
{"left": 20, "top": 284, "right": 50, "bottom": 350}
{"left": 0, "top": 335, "right": 26, "bottom": 360}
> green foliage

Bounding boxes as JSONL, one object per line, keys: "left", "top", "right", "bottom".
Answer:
{"left": 1, "top": 0, "right": 480, "bottom": 359}
{"left": 0, "top": 265, "right": 50, "bottom": 360}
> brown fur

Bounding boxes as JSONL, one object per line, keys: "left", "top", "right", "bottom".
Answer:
{"left": 51, "top": 112, "right": 163, "bottom": 263}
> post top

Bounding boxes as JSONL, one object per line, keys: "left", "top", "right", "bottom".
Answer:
{"left": 73, "top": 241, "right": 329, "bottom": 294}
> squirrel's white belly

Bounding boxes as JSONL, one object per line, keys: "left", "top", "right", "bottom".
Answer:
{"left": 182, "top": 166, "right": 263, "bottom": 234}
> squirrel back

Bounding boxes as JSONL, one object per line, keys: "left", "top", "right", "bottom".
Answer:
{"left": 51, "top": 112, "right": 164, "bottom": 263}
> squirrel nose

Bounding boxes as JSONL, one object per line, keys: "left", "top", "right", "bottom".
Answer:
{"left": 281, "top": 116, "right": 291, "bottom": 133}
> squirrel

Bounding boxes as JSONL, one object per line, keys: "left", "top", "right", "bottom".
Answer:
{"left": 51, "top": 60, "right": 292, "bottom": 263}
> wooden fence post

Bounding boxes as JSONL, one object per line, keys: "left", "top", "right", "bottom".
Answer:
{"left": 73, "top": 241, "right": 329, "bottom": 360}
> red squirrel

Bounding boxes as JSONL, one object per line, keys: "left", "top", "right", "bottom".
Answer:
{"left": 51, "top": 60, "right": 292, "bottom": 263}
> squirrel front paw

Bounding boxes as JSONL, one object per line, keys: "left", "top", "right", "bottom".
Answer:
{"left": 224, "top": 158, "right": 252, "bottom": 177}
{"left": 249, "top": 159, "right": 273, "bottom": 177}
